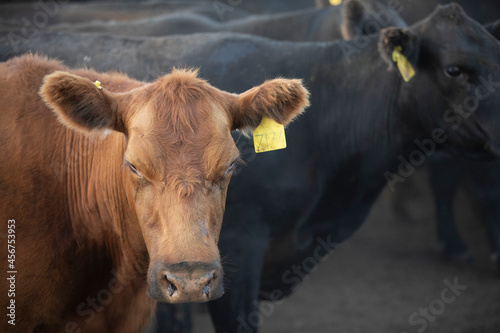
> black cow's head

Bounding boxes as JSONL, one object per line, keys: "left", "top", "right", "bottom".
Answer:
{"left": 379, "top": 3, "right": 500, "bottom": 158}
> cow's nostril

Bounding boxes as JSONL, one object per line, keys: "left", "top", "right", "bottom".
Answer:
{"left": 158, "top": 264, "right": 222, "bottom": 302}
{"left": 164, "top": 276, "right": 178, "bottom": 297}
{"left": 168, "top": 283, "right": 176, "bottom": 296}
{"left": 202, "top": 283, "right": 210, "bottom": 297}
{"left": 202, "top": 272, "right": 217, "bottom": 298}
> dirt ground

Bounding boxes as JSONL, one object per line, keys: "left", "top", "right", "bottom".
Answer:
{"left": 191, "top": 168, "right": 500, "bottom": 333}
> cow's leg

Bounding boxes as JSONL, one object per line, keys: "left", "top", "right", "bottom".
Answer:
{"left": 208, "top": 222, "right": 270, "bottom": 333}
{"left": 465, "top": 160, "right": 500, "bottom": 268}
{"left": 428, "top": 155, "right": 471, "bottom": 260}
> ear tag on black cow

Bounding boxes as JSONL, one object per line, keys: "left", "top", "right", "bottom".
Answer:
{"left": 392, "top": 46, "right": 415, "bottom": 82}
{"left": 329, "top": 0, "right": 342, "bottom": 5}
{"left": 253, "top": 117, "right": 287, "bottom": 153}
{"left": 94, "top": 80, "right": 103, "bottom": 90}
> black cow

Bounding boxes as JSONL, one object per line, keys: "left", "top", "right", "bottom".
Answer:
{"left": 37, "top": 0, "right": 405, "bottom": 42}
{"left": 421, "top": 20, "right": 500, "bottom": 263}
{"left": 334, "top": 2, "right": 500, "bottom": 267}
{"left": 2, "top": 4, "right": 500, "bottom": 332}
{"left": 372, "top": 0, "right": 500, "bottom": 25}
{"left": 0, "top": 1, "right": 247, "bottom": 27}
{"left": 161, "top": 0, "right": 315, "bottom": 14}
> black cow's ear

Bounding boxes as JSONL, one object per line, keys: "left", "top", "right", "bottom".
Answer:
{"left": 378, "top": 27, "right": 419, "bottom": 70}
{"left": 485, "top": 19, "right": 500, "bottom": 40}
{"left": 341, "top": 0, "right": 370, "bottom": 40}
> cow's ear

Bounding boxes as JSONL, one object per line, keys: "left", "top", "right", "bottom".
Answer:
{"left": 485, "top": 19, "right": 500, "bottom": 40}
{"left": 231, "top": 78, "right": 310, "bottom": 132}
{"left": 341, "top": 0, "right": 370, "bottom": 40}
{"left": 40, "top": 71, "right": 127, "bottom": 135}
{"left": 378, "top": 27, "right": 419, "bottom": 70}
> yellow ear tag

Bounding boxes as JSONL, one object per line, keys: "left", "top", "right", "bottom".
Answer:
{"left": 94, "top": 80, "right": 103, "bottom": 90}
{"left": 392, "top": 46, "right": 415, "bottom": 82}
{"left": 329, "top": 0, "right": 342, "bottom": 5}
{"left": 253, "top": 117, "right": 287, "bottom": 153}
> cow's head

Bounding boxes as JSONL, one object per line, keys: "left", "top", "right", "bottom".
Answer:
{"left": 379, "top": 3, "right": 500, "bottom": 158}
{"left": 40, "top": 69, "right": 309, "bottom": 303}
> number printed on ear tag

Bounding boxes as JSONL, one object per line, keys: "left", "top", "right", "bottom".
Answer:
{"left": 253, "top": 117, "right": 287, "bottom": 153}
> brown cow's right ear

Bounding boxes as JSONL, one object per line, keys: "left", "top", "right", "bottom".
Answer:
{"left": 231, "top": 78, "right": 310, "bottom": 132}
{"left": 40, "top": 71, "right": 127, "bottom": 135}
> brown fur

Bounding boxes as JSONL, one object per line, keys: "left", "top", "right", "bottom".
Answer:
{"left": 0, "top": 54, "right": 309, "bottom": 332}
{"left": 234, "top": 78, "right": 310, "bottom": 132}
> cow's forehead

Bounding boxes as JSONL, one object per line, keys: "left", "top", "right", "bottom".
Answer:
{"left": 135, "top": 70, "right": 229, "bottom": 129}
{"left": 129, "top": 99, "right": 229, "bottom": 140}
{"left": 418, "top": 6, "right": 500, "bottom": 57}
{"left": 124, "top": 71, "right": 237, "bottom": 181}
{"left": 127, "top": 108, "right": 235, "bottom": 166}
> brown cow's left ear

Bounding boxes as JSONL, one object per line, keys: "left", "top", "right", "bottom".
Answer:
{"left": 40, "top": 71, "right": 127, "bottom": 135}
{"left": 378, "top": 27, "right": 419, "bottom": 70}
{"left": 232, "top": 78, "right": 310, "bottom": 132}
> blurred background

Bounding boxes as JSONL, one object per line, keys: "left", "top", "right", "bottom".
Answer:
{"left": 1, "top": 0, "right": 500, "bottom": 332}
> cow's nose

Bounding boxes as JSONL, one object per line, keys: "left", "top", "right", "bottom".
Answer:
{"left": 149, "top": 261, "right": 223, "bottom": 303}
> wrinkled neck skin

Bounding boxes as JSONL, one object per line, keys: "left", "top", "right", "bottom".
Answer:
{"left": 266, "top": 36, "right": 418, "bottom": 246}
{"left": 300, "top": 36, "right": 415, "bottom": 175}
{"left": 60, "top": 129, "right": 148, "bottom": 274}
{"left": 251, "top": 38, "right": 421, "bottom": 291}
{"left": 222, "top": 36, "right": 419, "bottom": 294}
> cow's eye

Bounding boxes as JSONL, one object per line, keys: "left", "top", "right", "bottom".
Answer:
{"left": 224, "top": 162, "right": 236, "bottom": 177}
{"left": 126, "top": 161, "right": 142, "bottom": 178}
{"left": 445, "top": 65, "right": 463, "bottom": 79}
{"left": 224, "top": 157, "right": 245, "bottom": 177}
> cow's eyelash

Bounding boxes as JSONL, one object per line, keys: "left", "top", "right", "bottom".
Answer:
{"left": 125, "top": 160, "right": 142, "bottom": 178}
{"left": 233, "top": 157, "right": 246, "bottom": 168}
{"left": 225, "top": 157, "right": 245, "bottom": 176}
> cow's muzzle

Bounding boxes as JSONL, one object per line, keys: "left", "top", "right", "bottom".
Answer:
{"left": 148, "top": 261, "right": 223, "bottom": 303}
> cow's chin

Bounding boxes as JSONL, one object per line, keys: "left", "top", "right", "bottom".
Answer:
{"left": 146, "top": 260, "right": 224, "bottom": 303}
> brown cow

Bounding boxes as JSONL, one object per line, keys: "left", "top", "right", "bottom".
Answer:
{"left": 0, "top": 54, "right": 309, "bottom": 332}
